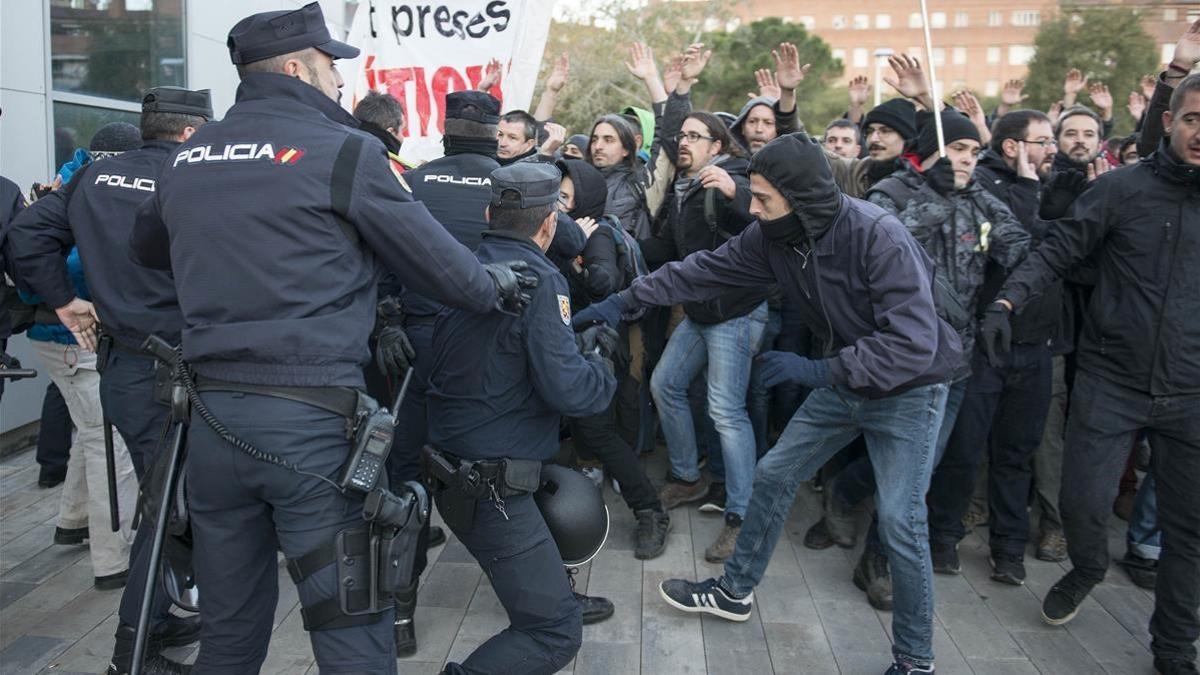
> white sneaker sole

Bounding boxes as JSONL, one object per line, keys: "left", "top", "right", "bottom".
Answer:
{"left": 1040, "top": 604, "right": 1080, "bottom": 626}
{"left": 658, "top": 584, "right": 752, "bottom": 622}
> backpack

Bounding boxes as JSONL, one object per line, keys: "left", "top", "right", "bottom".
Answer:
{"left": 866, "top": 177, "right": 972, "bottom": 332}
{"left": 597, "top": 215, "right": 648, "bottom": 321}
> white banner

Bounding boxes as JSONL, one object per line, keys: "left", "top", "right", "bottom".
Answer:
{"left": 340, "top": 1, "right": 554, "bottom": 162}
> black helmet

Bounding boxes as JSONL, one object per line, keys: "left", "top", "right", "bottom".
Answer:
{"left": 534, "top": 465, "right": 610, "bottom": 566}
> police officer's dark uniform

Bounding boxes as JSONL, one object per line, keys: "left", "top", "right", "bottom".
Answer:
{"left": 423, "top": 163, "right": 616, "bottom": 674}
{"left": 7, "top": 86, "right": 213, "bottom": 674}
{"left": 126, "top": 4, "right": 532, "bottom": 673}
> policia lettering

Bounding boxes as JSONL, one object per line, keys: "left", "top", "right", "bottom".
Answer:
{"left": 172, "top": 143, "right": 306, "bottom": 167}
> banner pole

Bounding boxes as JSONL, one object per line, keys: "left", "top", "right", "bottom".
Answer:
{"left": 918, "top": 0, "right": 945, "bottom": 157}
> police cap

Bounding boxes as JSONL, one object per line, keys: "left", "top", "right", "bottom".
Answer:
{"left": 227, "top": 1, "right": 359, "bottom": 66}
{"left": 445, "top": 91, "right": 501, "bottom": 125}
{"left": 142, "top": 87, "right": 213, "bottom": 120}
{"left": 490, "top": 163, "right": 561, "bottom": 209}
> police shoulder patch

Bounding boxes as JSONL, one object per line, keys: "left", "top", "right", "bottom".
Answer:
{"left": 557, "top": 294, "right": 572, "bottom": 326}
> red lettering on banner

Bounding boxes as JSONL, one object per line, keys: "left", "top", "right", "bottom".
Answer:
{"left": 361, "top": 61, "right": 506, "bottom": 138}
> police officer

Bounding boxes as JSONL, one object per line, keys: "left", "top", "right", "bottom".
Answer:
{"left": 423, "top": 163, "right": 617, "bottom": 674}
{"left": 127, "top": 4, "right": 536, "bottom": 672}
{"left": 8, "top": 86, "right": 213, "bottom": 675}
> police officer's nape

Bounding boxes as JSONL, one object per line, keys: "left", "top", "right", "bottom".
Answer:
{"left": 535, "top": 465, "right": 610, "bottom": 566}
{"left": 141, "top": 87, "right": 213, "bottom": 142}
{"left": 226, "top": 1, "right": 359, "bottom": 100}
{"left": 487, "top": 163, "right": 561, "bottom": 247}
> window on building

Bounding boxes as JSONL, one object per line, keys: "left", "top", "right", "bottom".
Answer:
{"left": 1012, "top": 10, "right": 1040, "bottom": 27}
{"left": 1188, "top": 10, "right": 1200, "bottom": 23}
{"left": 799, "top": 15, "right": 816, "bottom": 30}
{"left": 954, "top": 11, "right": 969, "bottom": 28}
{"left": 853, "top": 48, "right": 869, "bottom": 68}
{"left": 832, "top": 48, "right": 847, "bottom": 63}
{"left": 931, "top": 12, "right": 947, "bottom": 28}
{"left": 832, "top": 14, "right": 847, "bottom": 29}
{"left": 1163, "top": 43, "right": 1177, "bottom": 65}
{"left": 876, "top": 14, "right": 891, "bottom": 29}
{"left": 49, "top": 0, "right": 186, "bottom": 168}
{"left": 1164, "top": 8, "right": 1178, "bottom": 21}
{"left": 909, "top": 13, "right": 922, "bottom": 29}
{"left": 853, "top": 14, "right": 870, "bottom": 29}
{"left": 987, "top": 46, "right": 1001, "bottom": 64}
{"left": 988, "top": 11, "right": 1003, "bottom": 27}
{"left": 1009, "top": 45, "right": 1035, "bottom": 66}
{"left": 931, "top": 48, "right": 945, "bottom": 66}
{"left": 985, "top": 80, "right": 1000, "bottom": 97}
{"left": 952, "top": 47, "right": 967, "bottom": 65}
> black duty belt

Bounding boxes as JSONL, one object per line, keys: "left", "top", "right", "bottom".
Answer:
{"left": 194, "top": 377, "right": 359, "bottom": 421}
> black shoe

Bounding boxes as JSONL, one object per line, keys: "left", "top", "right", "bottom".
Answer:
{"left": 54, "top": 526, "right": 89, "bottom": 545}
{"left": 95, "top": 569, "right": 130, "bottom": 591}
{"left": 1155, "top": 658, "right": 1199, "bottom": 675}
{"left": 575, "top": 592, "right": 614, "bottom": 624}
{"left": 803, "top": 517, "right": 836, "bottom": 550}
{"left": 1041, "top": 569, "right": 1097, "bottom": 626}
{"left": 633, "top": 508, "right": 671, "bottom": 560}
{"left": 659, "top": 577, "right": 753, "bottom": 622}
{"left": 107, "top": 624, "right": 191, "bottom": 674}
{"left": 1117, "top": 550, "right": 1157, "bottom": 590}
{"left": 155, "top": 615, "right": 201, "bottom": 648}
{"left": 428, "top": 525, "right": 447, "bottom": 548}
{"left": 105, "top": 654, "right": 192, "bottom": 675}
{"left": 852, "top": 549, "right": 893, "bottom": 611}
{"left": 989, "top": 552, "right": 1026, "bottom": 586}
{"left": 394, "top": 582, "right": 418, "bottom": 657}
{"left": 698, "top": 482, "right": 726, "bottom": 514}
{"left": 885, "top": 658, "right": 935, "bottom": 674}
{"left": 38, "top": 473, "right": 65, "bottom": 489}
{"left": 931, "top": 542, "right": 960, "bottom": 575}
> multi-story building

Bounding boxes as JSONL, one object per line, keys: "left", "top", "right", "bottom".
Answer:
{"left": 732, "top": 0, "right": 1200, "bottom": 96}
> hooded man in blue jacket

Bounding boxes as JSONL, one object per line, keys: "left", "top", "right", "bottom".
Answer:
{"left": 575, "top": 132, "right": 961, "bottom": 675}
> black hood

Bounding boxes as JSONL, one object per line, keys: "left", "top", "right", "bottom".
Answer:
{"left": 556, "top": 158, "right": 608, "bottom": 220}
{"left": 729, "top": 96, "right": 775, "bottom": 154}
{"left": 749, "top": 132, "right": 842, "bottom": 241}
{"left": 977, "top": 149, "right": 1017, "bottom": 178}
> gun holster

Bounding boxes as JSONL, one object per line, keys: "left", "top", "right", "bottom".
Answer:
{"left": 420, "top": 446, "right": 541, "bottom": 533}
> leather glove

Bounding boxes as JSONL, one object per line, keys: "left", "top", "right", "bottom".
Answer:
{"left": 980, "top": 302, "right": 1013, "bottom": 369}
{"left": 373, "top": 296, "right": 415, "bottom": 377}
{"left": 576, "top": 324, "right": 622, "bottom": 361}
{"left": 0, "top": 353, "right": 21, "bottom": 370}
{"left": 571, "top": 293, "right": 628, "bottom": 329}
{"left": 1038, "top": 170, "right": 1088, "bottom": 220}
{"left": 484, "top": 261, "right": 539, "bottom": 315}
{"left": 754, "top": 352, "right": 832, "bottom": 390}
{"left": 925, "top": 157, "right": 956, "bottom": 197}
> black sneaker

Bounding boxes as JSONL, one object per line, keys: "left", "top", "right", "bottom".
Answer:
{"left": 885, "top": 658, "right": 935, "bottom": 674}
{"left": 659, "top": 577, "right": 753, "bottom": 622}
{"left": 1117, "top": 550, "right": 1157, "bottom": 590}
{"left": 931, "top": 542, "right": 960, "bottom": 575}
{"left": 95, "top": 569, "right": 130, "bottom": 591}
{"left": 1155, "top": 658, "right": 1199, "bottom": 675}
{"left": 852, "top": 549, "right": 893, "bottom": 611}
{"left": 38, "top": 472, "right": 65, "bottom": 489}
{"left": 575, "top": 592, "right": 614, "bottom": 624}
{"left": 633, "top": 508, "right": 670, "bottom": 560}
{"left": 803, "top": 517, "right": 835, "bottom": 550}
{"left": 697, "top": 482, "right": 726, "bottom": 514}
{"left": 155, "top": 615, "right": 201, "bottom": 648}
{"left": 1041, "top": 569, "right": 1098, "bottom": 626}
{"left": 107, "top": 624, "right": 191, "bottom": 674}
{"left": 989, "top": 552, "right": 1026, "bottom": 586}
{"left": 428, "top": 525, "right": 447, "bottom": 548}
{"left": 54, "top": 526, "right": 89, "bottom": 545}
{"left": 105, "top": 654, "right": 192, "bottom": 675}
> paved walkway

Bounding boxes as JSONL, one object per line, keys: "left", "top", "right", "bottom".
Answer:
{"left": 0, "top": 444, "right": 1176, "bottom": 674}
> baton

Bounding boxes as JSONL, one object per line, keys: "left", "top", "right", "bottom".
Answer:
{"left": 0, "top": 368, "right": 38, "bottom": 380}
{"left": 104, "top": 417, "right": 120, "bottom": 532}
{"left": 918, "top": 0, "right": 946, "bottom": 157}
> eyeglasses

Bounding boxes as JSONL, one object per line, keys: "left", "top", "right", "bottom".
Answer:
{"left": 673, "top": 132, "right": 715, "bottom": 144}
{"left": 1020, "top": 138, "right": 1057, "bottom": 148}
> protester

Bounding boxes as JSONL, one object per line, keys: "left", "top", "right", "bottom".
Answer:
{"left": 822, "top": 118, "right": 861, "bottom": 159}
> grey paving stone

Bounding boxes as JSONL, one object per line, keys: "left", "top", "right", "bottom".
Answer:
{"left": 0, "top": 581, "right": 37, "bottom": 611}
{"left": 0, "top": 634, "right": 68, "bottom": 675}
{"left": 583, "top": 590, "right": 640, "bottom": 645}
{"left": 812, "top": 598, "right": 892, "bottom": 661}
{"left": 574, "top": 640, "right": 640, "bottom": 675}
{"left": 1010, "top": 629, "right": 1105, "bottom": 675}
{"left": 1063, "top": 597, "right": 1151, "bottom": 671}
{"left": 966, "top": 658, "right": 1043, "bottom": 674}
{"left": 936, "top": 601, "right": 1025, "bottom": 660}
{"left": 762, "top": 621, "right": 838, "bottom": 672}
{"left": 641, "top": 614, "right": 706, "bottom": 674}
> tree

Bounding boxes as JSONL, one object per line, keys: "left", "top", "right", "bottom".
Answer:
{"left": 1023, "top": 7, "right": 1158, "bottom": 135}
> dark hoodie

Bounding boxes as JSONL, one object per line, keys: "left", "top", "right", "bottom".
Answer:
{"left": 620, "top": 133, "right": 962, "bottom": 397}
{"left": 729, "top": 96, "right": 776, "bottom": 155}
{"left": 558, "top": 159, "right": 625, "bottom": 306}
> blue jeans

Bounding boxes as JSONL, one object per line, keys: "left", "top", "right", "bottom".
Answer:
{"left": 651, "top": 302, "right": 768, "bottom": 517}
{"left": 1128, "top": 473, "right": 1161, "bottom": 560}
{"left": 722, "top": 382, "right": 949, "bottom": 666}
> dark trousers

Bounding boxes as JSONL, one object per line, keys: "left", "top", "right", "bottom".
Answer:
{"left": 569, "top": 372, "right": 661, "bottom": 513}
{"left": 37, "top": 382, "right": 71, "bottom": 481}
{"left": 98, "top": 350, "right": 175, "bottom": 634}
{"left": 928, "top": 344, "right": 1051, "bottom": 555}
{"left": 187, "top": 393, "right": 395, "bottom": 674}
{"left": 440, "top": 491, "right": 581, "bottom": 675}
{"left": 1060, "top": 370, "right": 1200, "bottom": 663}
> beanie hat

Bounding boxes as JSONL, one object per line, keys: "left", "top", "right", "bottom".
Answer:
{"left": 863, "top": 98, "right": 917, "bottom": 141}
{"left": 88, "top": 122, "right": 142, "bottom": 155}
{"left": 916, "top": 110, "right": 981, "bottom": 161}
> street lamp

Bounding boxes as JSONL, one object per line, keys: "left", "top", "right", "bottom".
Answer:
{"left": 873, "top": 48, "right": 894, "bottom": 107}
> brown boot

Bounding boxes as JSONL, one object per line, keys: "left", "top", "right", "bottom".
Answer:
{"left": 1035, "top": 529, "right": 1068, "bottom": 562}
{"left": 704, "top": 513, "right": 742, "bottom": 563}
{"left": 659, "top": 475, "right": 709, "bottom": 510}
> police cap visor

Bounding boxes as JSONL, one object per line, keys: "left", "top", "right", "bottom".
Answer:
{"left": 228, "top": 1, "right": 359, "bottom": 66}
{"left": 490, "top": 164, "right": 561, "bottom": 209}
{"left": 142, "top": 87, "right": 213, "bottom": 120}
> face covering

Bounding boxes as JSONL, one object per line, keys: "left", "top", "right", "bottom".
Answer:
{"left": 758, "top": 211, "right": 807, "bottom": 244}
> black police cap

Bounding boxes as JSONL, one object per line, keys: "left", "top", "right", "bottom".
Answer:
{"left": 445, "top": 91, "right": 501, "bottom": 125}
{"left": 490, "top": 163, "right": 561, "bottom": 209}
{"left": 142, "top": 86, "right": 213, "bottom": 120}
{"left": 227, "top": 1, "right": 359, "bottom": 66}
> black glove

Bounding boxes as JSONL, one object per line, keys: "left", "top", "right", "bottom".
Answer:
{"left": 576, "top": 324, "right": 621, "bottom": 360}
{"left": 1039, "top": 170, "right": 1088, "bottom": 220}
{"left": 373, "top": 296, "right": 415, "bottom": 377}
{"left": 980, "top": 302, "right": 1013, "bottom": 369}
{"left": 925, "top": 157, "right": 956, "bottom": 197}
{"left": 0, "top": 353, "right": 21, "bottom": 370}
{"left": 484, "top": 261, "right": 539, "bottom": 315}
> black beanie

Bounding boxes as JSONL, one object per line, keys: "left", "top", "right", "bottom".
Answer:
{"left": 88, "top": 122, "right": 142, "bottom": 154}
{"left": 862, "top": 98, "right": 917, "bottom": 141}
{"left": 915, "top": 110, "right": 981, "bottom": 161}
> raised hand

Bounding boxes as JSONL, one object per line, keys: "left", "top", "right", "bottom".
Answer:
{"left": 1087, "top": 82, "right": 1113, "bottom": 116}
{"left": 540, "top": 122, "right": 566, "bottom": 155}
{"left": 847, "top": 75, "right": 871, "bottom": 107}
{"left": 1140, "top": 74, "right": 1157, "bottom": 99}
{"left": 883, "top": 54, "right": 931, "bottom": 104}
{"left": 477, "top": 58, "right": 502, "bottom": 92}
{"left": 679, "top": 43, "right": 712, "bottom": 82}
{"left": 624, "top": 43, "right": 658, "bottom": 82}
{"left": 1047, "top": 100, "right": 1065, "bottom": 122}
{"left": 954, "top": 90, "right": 984, "bottom": 122}
{"left": 1171, "top": 18, "right": 1200, "bottom": 70}
{"left": 697, "top": 164, "right": 736, "bottom": 199}
{"left": 1063, "top": 68, "right": 1088, "bottom": 96}
{"left": 772, "top": 42, "right": 810, "bottom": 91}
{"left": 662, "top": 53, "right": 684, "bottom": 93}
{"left": 1127, "top": 91, "right": 1146, "bottom": 121}
{"left": 1086, "top": 155, "right": 1111, "bottom": 182}
{"left": 1001, "top": 79, "right": 1027, "bottom": 106}
{"left": 750, "top": 69, "right": 781, "bottom": 99}
{"left": 545, "top": 52, "right": 570, "bottom": 93}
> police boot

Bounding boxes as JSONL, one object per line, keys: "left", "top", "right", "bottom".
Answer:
{"left": 106, "top": 623, "right": 191, "bottom": 674}
{"left": 567, "top": 567, "right": 614, "bottom": 624}
{"left": 394, "top": 581, "right": 418, "bottom": 657}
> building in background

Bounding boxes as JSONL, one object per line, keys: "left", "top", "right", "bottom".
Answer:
{"left": 732, "top": 0, "right": 1200, "bottom": 96}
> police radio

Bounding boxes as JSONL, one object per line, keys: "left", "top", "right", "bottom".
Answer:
{"left": 339, "top": 368, "right": 414, "bottom": 494}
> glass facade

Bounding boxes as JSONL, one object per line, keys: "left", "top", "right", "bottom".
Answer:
{"left": 52, "top": 101, "right": 141, "bottom": 168}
